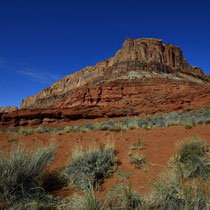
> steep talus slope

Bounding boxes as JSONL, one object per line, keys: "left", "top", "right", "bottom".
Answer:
{"left": 20, "top": 37, "right": 207, "bottom": 109}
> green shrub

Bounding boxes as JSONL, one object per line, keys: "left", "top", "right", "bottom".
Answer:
{"left": 107, "top": 183, "right": 147, "bottom": 209}
{"left": 169, "top": 137, "right": 210, "bottom": 179}
{"left": 147, "top": 170, "right": 210, "bottom": 210}
{"left": 0, "top": 143, "right": 55, "bottom": 204}
{"left": 64, "top": 143, "right": 117, "bottom": 189}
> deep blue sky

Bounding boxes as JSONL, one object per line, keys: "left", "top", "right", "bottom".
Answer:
{"left": 0, "top": 0, "right": 210, "bottom": 108}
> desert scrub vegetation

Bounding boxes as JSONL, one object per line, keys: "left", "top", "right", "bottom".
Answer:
{"left": 147, "top": 170, "right": 210, "bottom": 210}
{"left": 60, "top": 183, "right": 104, "bottom": 210}
{"left": 0, "top": 142, "right": 56, "bottom": 206}
{"left": 169, "top": 137, "right": 210, "bottom": 179}
{"left": 127, "top": 152, "right": 146, "bottom": 169}
{"left": 147, "top": 137, "right": 210, "bottom": 210}
{"left": 64, "top": 143, "right": 118, "bottom": 189}
{"left": 130, "top": 138, "right": 144, "bottom": 150}
{"left": 1, "top": 108, "right": 210, "bottom": 135}
{"left": 107, "top": 183, "right": 148, "bottom": 209}
{"left": 8, "top": 137, "right": 17, "bottom": 143}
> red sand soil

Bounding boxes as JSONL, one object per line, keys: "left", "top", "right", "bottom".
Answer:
{"left": 0, "top": 122, "right": 209, "bottom": 199}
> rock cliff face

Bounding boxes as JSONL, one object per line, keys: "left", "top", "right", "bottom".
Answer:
{"left": 206, "top": 74, "right": 210, "bottom": 82}
{"left": 0, "top": 106, "right": 18, "bottom": 113}
{"left": 20, "top": 37, "right": 206, "bottom": 109}
{"left": 1, "top": 78, "right": 210, "bottom": 127}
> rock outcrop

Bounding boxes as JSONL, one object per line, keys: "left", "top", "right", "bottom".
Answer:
{"left": 1, "top": 77, "right": 210, "bottom": 127}
{"left": 20, "top": 37, "right": 207, "bottom": 109}
{"left": 0, "top": 106, "right": 18, "bottom": 113}
{"left": 206, "top": 74, "right": 210, "bottom": 82}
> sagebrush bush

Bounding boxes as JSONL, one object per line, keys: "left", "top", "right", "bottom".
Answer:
{"left": 64, "top": 143, "right": 117, "bottom": 189}
{"left": 147, "top": 170, "right": 210, "bottom": 210}
{"left": 0, "top": 143, "right": 55, "bottom": 204}
{"left": 169, "top": 137, "right": 210, "bottom": 179}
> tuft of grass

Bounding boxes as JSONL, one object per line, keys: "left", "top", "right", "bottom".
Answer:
{"left": 6, "top": 196, "right": 61, "bottom": 210}
{"left": 116, "top": 169, "right": 133, "bottom": 181}
{"left": 169, "top": 137, "right": 210, "bottom": 179}
{"left": 8, "top": 137, "right": 17, "bottom": 143}
{"left": 57, "top": 131, "right": 64, "bottom": 135}
{"left": 127, "top": 152, "right": 146, "bottom": 169}
{"left": 64, "top": 143, "right": 117, "bottom": 189}
{"left": 185, "top": 124, "right": 193, "bottom": 129}
{"left": 67, "top": 183, "right": 103, "bottom": 210}
{"left": 147, "top": 170, "right": 210, "bottom": 210}
{"left": 107, "top": 183, "right": 147, "bottom": 209}
{"left": 130, "top": 138, "right": 144, "bottom": 150}
{"left": 143, "top": 124, "right": 150, "bottom": 130}
{"left": 0, "top": 142, "right": 55, "bottom": 204}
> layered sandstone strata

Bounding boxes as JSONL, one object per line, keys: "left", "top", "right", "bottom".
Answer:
{"left": 0, "top": 106, "right": 18, "bottom": 113}
{"left": 20, "top": 37, "right": 206, "bottom": 109}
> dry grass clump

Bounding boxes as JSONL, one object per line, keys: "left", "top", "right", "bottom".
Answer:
{"left": 147, "top": 170, "right": 209, "bottom": 210}
{"left": 169, "top": 136, "right": 210, "bottom": 179}
{"left": 130, "top": 138, "right": 144, "bottom": 150}
{"left": 127, "top": 152, "right": 146, "bottom": 169}
{"left": 107, "top": 183, "right": 148, "bottom": 209}
{"left": 0, "top": 143, "right": 55, "bottom": 205}
{"left": 147, "top": 137, "right": 210, "bottom": 210}
{"left": 61, "top": 183, "right": 103, "bottom": 210}
{"left": 64, "top": 143, "right": 117, "bottom": 189}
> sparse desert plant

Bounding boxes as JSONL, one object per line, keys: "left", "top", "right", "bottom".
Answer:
{"left": 63, "top": 126, "right": 72, "bottom": 133}
{"left": 64, "top": 143, "right": 117, "bottom": 189}
{"left": 6, "top": 196, "right": 61, "bottom": 210}
{"left": 57, "top": 131, "right": 64, "bottom": 135}
{"left": 8, "top": 137, "right": 17, "bottom": 143}
{"left": 169, "top": 137, "right": 210, "bottom": 179}
{"left": 116, "top": 169, "right": 133, "bottom": 181}
{"left": 184, "top": 119, "right": 197, "bottom": 129}
{"left": 130, "top": 138, "right": 144, "bottom": 150}
{"left": 127, "top": 152, "right": 146, "bottom": 169}
{"left": 34, "top": 125, "right": 45, "bottom": 134}
{"left": 143, "top": 124, "right": 150, "bottom": 130}
{"left": 184, "top": 124, "right": 193, "bottom": 129}
{"left": 107, "top": 183, "right": 147, "bottom": 209}
{"left": 93, "top": 122, "right": 102, "bottom": 131}
{"left": 66, "top": 183, "right": 103, "bottom": 210}
{"left": 0, "top": 142, "right": 55, "bottom": 204}
{"left": 18, "top": 127, "right": 35, "bottom": 136}
{"left": 147, "top": 170, "right": 210, "bottom": 210}
{"left": 127, "top": 119, "right": 139, "bottom": 130}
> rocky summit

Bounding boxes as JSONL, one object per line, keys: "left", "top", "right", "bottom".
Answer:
{"left": 20, "top": 37, "right": 207, "bottom": 109}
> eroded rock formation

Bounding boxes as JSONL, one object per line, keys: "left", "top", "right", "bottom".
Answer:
{"left": 1, "top": 78, "right": 210, "bottom": 127}
{"left": 20, "top": 37, "right": 207, "bottom": 109}
{"left": 0, "top": 106, "right": 18, "bottom": 113}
